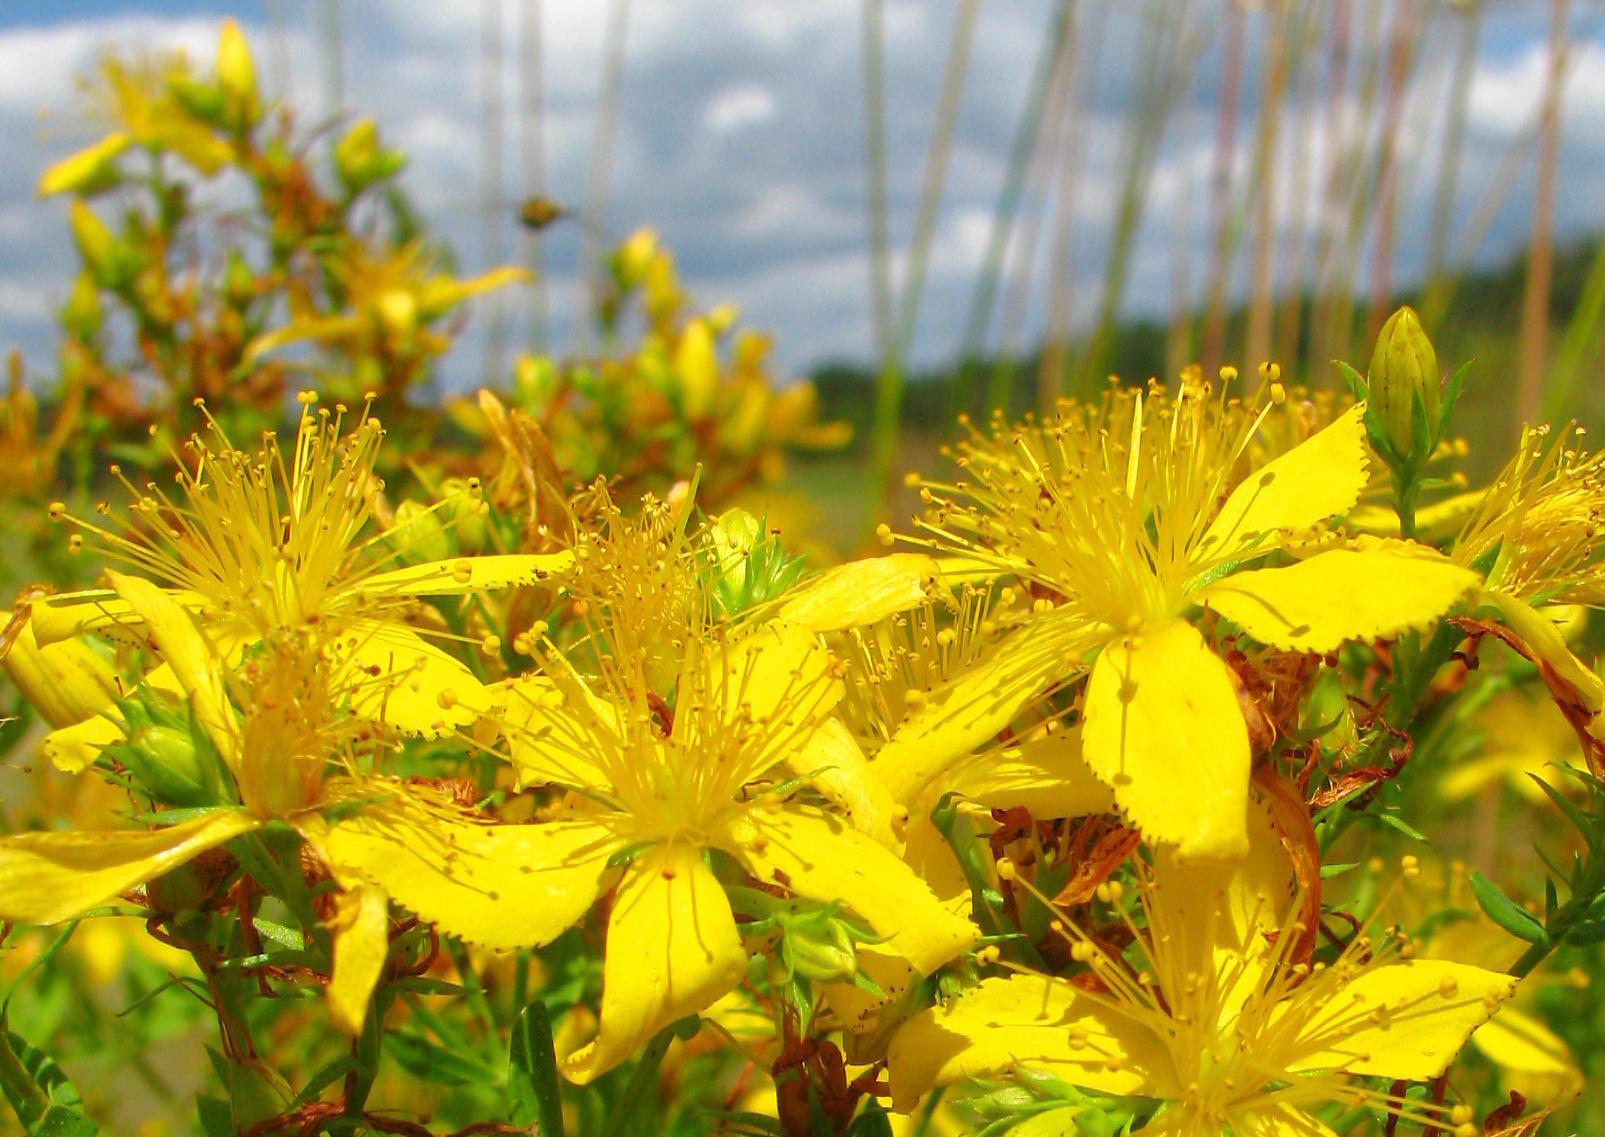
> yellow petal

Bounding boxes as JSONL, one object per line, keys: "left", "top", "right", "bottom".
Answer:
{"left": 41, "top": 715, "right": 126, "bottom": 774}
{"left": 29, "top": 587, "right": 210, "bottom": 646}
{"left": 713, "top": 622, "right": 841, "bottom": 783}
{"left": 335, "top": 620, "right": 488, "bottom": 736}
{"left": 886, "top": 974, "right": 1166, "bottom": 1111}
{"left": 353, "top": 551, "right": 574, "bottom": 599}
{"left": 1200, "top": 542, "right": 1479, "bottom": 653}
{"left": 323, "top": 803, "right": 620, "bottom": 950}
{"left": 1, "top": 622, "right": 120, "bottom": 730}
{"left": 495, "top": 673, "right": 617, "bottom": 791}
{"left": 791, "top": 717, "right": 899, "bottom": 846}
{"left": 1200, "top": 404, "right": 1368, "bottom": 558}
{"left": 326, "top": 884, "right": 389, "bottom": 1036}
{"left": 107, "top": 573, "right": 240, "bottom": 768}
{"left": 38, "top": 132, "right": 131, "bottom": 196}
{"left": 776, "top": 554, "right": 940, "bottom": 632}
{"left": 719, "top": 805, "right": 976, "bottom": 975}
{"left": 1285, "top": 960, "right": 1516, "bottom": 1079}
{"left": 560, "top": 843, "right": 747, "bottom": 1084}
{"left": 243, "top": 314, "right": 365, "bottom": 363}
{"left": 948, "top": 726, "right": 1116, "bottom": 819}
{"left": 0, "top": 810, "right": 260, "bottom": 925}
{"left": 1082, "top": 619, "right": 1250, "bottom": 859}
{"left": 1146, "top": 791, "right": 1297, "bottom": 1019}
{"left": 1234, "top": 1107, "right": 1342, "bottom": 1137}
{"left": 1472, "top": 1004, "right": 1578, "bottom": 1079}
{"left": 874, "top": 612, "right": 1091, "bottom": 805}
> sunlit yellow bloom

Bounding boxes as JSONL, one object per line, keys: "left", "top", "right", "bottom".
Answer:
{"left": 880, "top": 375, "right": 1477, "bottom": 858}
{"left": 35, "top": 399, "right": 570, "bottom": 735}
{"left": 1453, "top": 425, "right": 1605, "bottom": 743}
{"left": 889, "top": 798, "right": 1515, "bottom": 1134}
{"left": 327, "top": 616, "right": 975, "bottom": 1084}
{"left": 0, "top": 575, "right": 567, "bottom": 1034}
{"left": 816, "top": 584, "right": 1113, "bottom": 1059}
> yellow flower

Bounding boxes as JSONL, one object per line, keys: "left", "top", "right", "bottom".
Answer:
{"left": 1452, "top": 425, "right": 1605, "bottom": 748}
{"left": 38, "top": 49, "right": 233, "bottom": 196}
{"left": 244, "top": 240, "right": 528, "bottom": 366}
{"left": 328, "top": 615, "right": 976, "bottom": 1084}
{"left": 34, "top": 398, "right": 570, "bottom": 736}
{"left": 888, "top": 797, "right": 1516, "bottom": 1134}
{"left": 0, "top": 575, "right": 580, "bottom": 1035}
{"left": 876, "top": 374, "right": 1477, "bottom": 859}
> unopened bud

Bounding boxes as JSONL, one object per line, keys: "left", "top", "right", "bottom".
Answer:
{"left": 389, "top": 500, "right": 451, "bottom": 564}
{"left": 112, "top": 697, "right": 224, "bottom": 807}
{"left": 68, "top": 201, "right": 119, "bottom": 282}
{"left": 613, "top": 227, "right": 659, "bottom": 290}
{"left": 334, "top": 118, "right": 407, "bottom": 194}
{"left": 1367, "top": 305, "right": 1440, "bottom": 462}
{"left": 216, "top": 19, "right": 260, "bottom": 128}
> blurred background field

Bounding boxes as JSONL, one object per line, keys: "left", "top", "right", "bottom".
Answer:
{"left": 1, "top": 1, "right": 1604, "bottom": 1133}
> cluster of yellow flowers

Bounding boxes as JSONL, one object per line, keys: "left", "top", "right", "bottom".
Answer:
{"left": 1, "top": 300, "right": 1600, "bottom": 1134}
{"left": 1, "top": 22, "right": 1600, "bottom": 1137}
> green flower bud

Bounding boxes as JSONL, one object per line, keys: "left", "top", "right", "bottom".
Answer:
{"left": 783, "top": 918, "right": 859, "bottom": 985}
{"left": 61, "top": 272, "right": 103, "bottom": 340}
{"left": 513, "top": 355, "right": 559, "bottom": 406}
{"left": 705, "top": 513, "right": 808, "bottom": 620}
{"left": 111, "top": 697, "right": 225, "bottom": 807}
{"left": 963, "top": 1084, "right": 1039, "bottom": 1120}
{"left": 69, "top": 201, "right": 119, "bottom": 283}
{"left": 216, "top": 19, "right": 261, "bottom": 130}
{"left": 389, "top": 500, "right": 452, "bottom": 564}
{"left": 145, "top": 861, "right": 211, "bottom": 914}
{"left": 224, "top": 250, "right": 256, "bottom": 308}
{"left": 1367, "top": 305, "right": 1440, "bottom": 463}
{"left": 167, "top": 73, "right": 226, "bottom": 124}
{"left": 334, "top": 118, "right": 407, "bottom": 194}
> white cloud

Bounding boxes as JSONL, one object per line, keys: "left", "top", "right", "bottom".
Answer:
{"left": 703, "top": 83, "right": 777, "bottom": 134}
{"left": 0, "top": 1, "right": 1596, "bottom": 387}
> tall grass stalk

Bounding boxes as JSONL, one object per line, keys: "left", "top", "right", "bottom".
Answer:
{"left": 519, "top": 0, "right": 550, "bottom": 354}
{"left": 1518, "top": 0, "right": 1571, "bottom": 425}
{"left": 952, "top": 0, "right": 1076, "bottom": 418}
{"left": 578, "top": 0, "right": 630, "bottom": 352}
{"left": 480, "top": 0, "right": 508, "bottom": 384}
{"left": 989, "top": 0, "right": 1082, "bottom": 415}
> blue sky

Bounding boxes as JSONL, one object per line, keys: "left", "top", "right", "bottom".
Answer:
{"left": 0, "top": 1, "right": 1599, "bottom": 389}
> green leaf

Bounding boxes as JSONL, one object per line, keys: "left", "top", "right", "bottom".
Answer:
{"left": 195, "top": 1096, "right": 232, "bottom": 1137}
{"left": 1437, "top": 360, "right": 1471, "bottom": 442}
{"left": 1370, "top": 810, "right": 1427, "bottom": 843}
{"left": 845, "top": 1104, "right": 895, "bottom": 1137}
{"left": 34, "top": 1105, "right": 97, "bottom": 1137}
{"left": 1469, "top": 870, "right": 1549, "bottom": 947}
{"left": 1333, "top": 360, "right": 1368, "bottom": 402}
{"left": 508, "top": 1001, "right": 565, "bottom": 1136}
{"left": 386, "top": 1029, "right": 494, "bottom": 1087}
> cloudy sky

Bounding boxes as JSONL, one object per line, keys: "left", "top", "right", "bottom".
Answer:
{"left": 0, "top": 1, "right": 1600, "bottom": 389}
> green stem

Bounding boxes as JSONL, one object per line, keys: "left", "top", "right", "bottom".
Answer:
{"left": 0, "top": 1027, "right": 50, "bottom": 1130}
{"left": 1394, "top": 476, "right": 1419, "bottom": 542}
{"left": 1508, "top": 938, "right": 1551, "bottom": 980}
